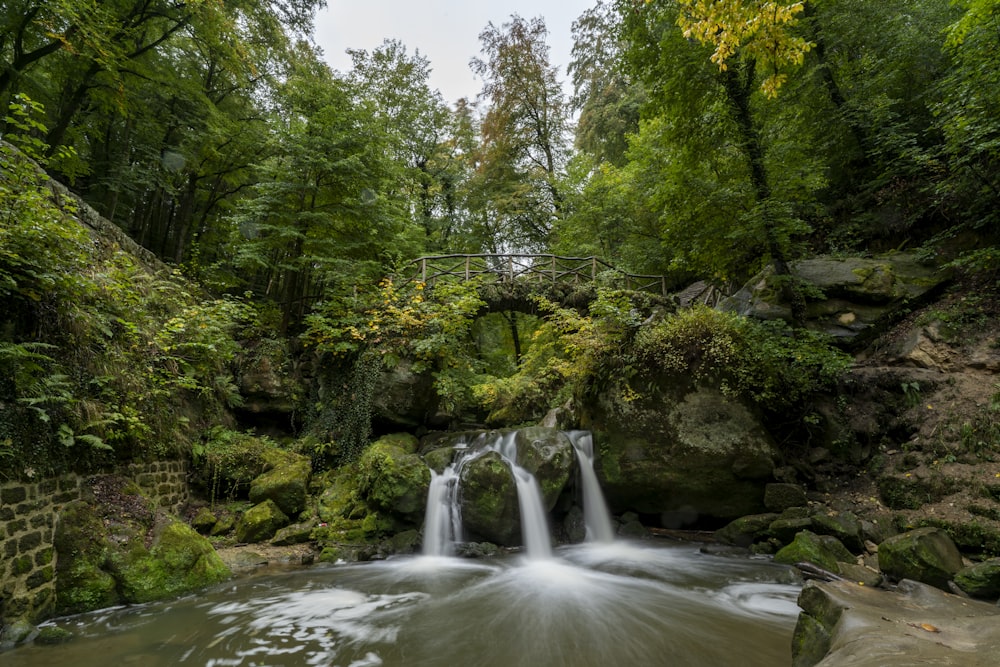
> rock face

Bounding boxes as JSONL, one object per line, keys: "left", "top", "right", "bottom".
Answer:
{"left": 460, "top": 450, "right": 521, "bottom": 545}
{"left": 584, "top": 382, "right": 778, "bottom": 523}
{"left": 793, "top": 579, "right": 1000, "bottom": 667}
{"left": 878, "top": 527, "right": 964, "bottom": 590}
{"left": 720, "top": 251, "right": 945, "bottom": 341}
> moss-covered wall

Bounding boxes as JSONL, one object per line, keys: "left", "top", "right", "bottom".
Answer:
{"left": 0, "top": 461, "right": 188, "bottom": 632}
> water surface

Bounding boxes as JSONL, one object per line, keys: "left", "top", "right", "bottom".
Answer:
{"left": 7, "top": 542, "right": 801, "bottom": 667}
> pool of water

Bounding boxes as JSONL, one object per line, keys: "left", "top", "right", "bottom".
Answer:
{"left": 6, "top": 541, "right": 802, "bottom": 667}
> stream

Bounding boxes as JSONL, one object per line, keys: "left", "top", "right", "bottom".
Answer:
{"left": 6, "top": 541, "right": 801, "bottom": 667}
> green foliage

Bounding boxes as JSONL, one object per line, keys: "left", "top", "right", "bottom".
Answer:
{"left": 627, "top": 306, "right": 851, "bottom": 408}
{"left": 194, "top": 427, "right": 276, "bottom": 504}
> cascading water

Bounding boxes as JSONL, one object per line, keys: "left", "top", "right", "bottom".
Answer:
{"left": 421, "top": 430, "right": 555, "bottom": 559}
{"left": 566, "top": 431, "right": 616, "bottom": 543}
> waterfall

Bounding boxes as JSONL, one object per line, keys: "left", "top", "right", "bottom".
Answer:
{"left": 567, "top": 431, "right": 616, "bottom": 543}
{"left": 423, "top": 468, "right": 460, "bottom": 557}
{"left": 510, "top": 465, "right": 553, "bottom": 559}
{"left": 421, "top": 431, "right": 554, "bottom": 559}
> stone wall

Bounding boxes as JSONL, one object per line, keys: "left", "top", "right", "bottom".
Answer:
{"left": 0, "top": 461, "right": 189, "bottom": 631}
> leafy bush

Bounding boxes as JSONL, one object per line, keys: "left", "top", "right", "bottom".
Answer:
{"left": 627, "top": 306, "right": 852, "bottom": 408}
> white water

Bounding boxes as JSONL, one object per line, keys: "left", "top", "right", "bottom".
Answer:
{"left": 421, "top": 430, "right": 557, "bottom": 558}
{"left": 510, "top": 466, "right": 553, "bottom": 559}
{"left": 566, "top": 430, "right": 616, "bottom": 543}
{"left": 423, "top": 468, "right": 460, "bottom": 557}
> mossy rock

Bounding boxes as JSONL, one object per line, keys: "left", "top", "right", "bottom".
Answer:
{"left": 191, "top": 507, "right": 218, "bottom": 534}
{"left": 317, "top": 464, "right": 366, "bottom": 523}
{"left": 236, "top": 499, "right": 289, "bottom": 543}
{"left": 210, "top": 513, "right": 236, "bottom": 537}
{"left": 810, "top": 510, "right": 863, "bottom": 552}
{"left": 115, "top": 520, "right": 231, "bottom": 604}
{"left": 768, "top": 516, "right": 815, "bottom": 545}
{"left": 878, "top": 474, "right": 956, "bottom": 510}
{"left": 357, "top": 437, "right": 431, "bottom": 521}
{"left": 773, "top": 530, "right": 854, "bottom": 573}
{"left": 248, "top": 449, "right": 312, "bottom": 516}
{"left": 423, "top": 446, "right": 456, "bottom": 474}
{"left": 271, "top": 521, "right": 316, "bottom": 546}
{"left": 53, "top": 501, "right": 119, "bottom": 616}
{"left": 460, "top": 450, "right": 521, "bottom": 546}
{"left": 878, "top": 527, "right": 963, "bottom": 591}
{"left": 954, "top": 558, "right": 1000, "bottom": 599}
{"left": 715, "top": 513, "right": 780, "bottom": 547}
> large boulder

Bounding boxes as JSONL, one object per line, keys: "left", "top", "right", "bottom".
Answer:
{"left": 720, "top": 252, "right": 946, "bottom": 341}
{"left": 114, "top": 520, "right": 231, "bottom": 603}
{"left": 460, "top": 450, "right": 521, "bottom": 545}
{"left": 586, "top": 383, "right": 779, "bottom": 523}
{"left": 248, "top": 449, "right": 312, "bottom": 517}
{"left": 878, "top": 527, "right": 964, "bottom": 590}
{"left": 357, "top": 433, "right": 431, "bottom": 522}
{"left": 54, "top": 497, "right": 230, "bottom": 616}
{"left": 236, "top": 499, "right": 289, "bottom": 543}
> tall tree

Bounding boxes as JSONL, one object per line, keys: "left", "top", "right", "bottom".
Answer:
{"left": 470, "top": 14, "right": 570, "bottom": 252}
{"left": 569, "top": 0, "right": 644, "bottom": 167}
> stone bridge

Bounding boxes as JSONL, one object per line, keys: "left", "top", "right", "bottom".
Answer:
{"left": 395, "top": 253, "right": 679, "bottom": 313}
{"left": 394, "top": 253, "right": 723, "bottom": 313}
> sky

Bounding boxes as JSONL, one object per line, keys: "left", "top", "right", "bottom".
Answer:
{"left": 313, "top": 0, "right": 598, "bottom": 105}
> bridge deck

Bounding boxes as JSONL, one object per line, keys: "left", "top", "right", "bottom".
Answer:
{"left": 397, "top": 254, "right": 670, "bottom": 296}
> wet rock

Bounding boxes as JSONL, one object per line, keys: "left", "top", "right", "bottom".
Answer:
{"left": 878, "top": 527, "right": 963, "bottom": 591}
{"left": 460, "top": 451, "right": 520, "bottom": 546}
{"left": 769, "top": 516, "right": 815, "bottom": 545}
{"left": 513, "top": 427, "right": 574, "bottom": 510}
{"left": 793, "top": 578, "right": 1000, "bottom": 667}
{"left": 773, "top": 530, "right": 854, "bottom": 573}
{"left": 248, "top": 449, "right": 312, "bottom": 517}
{"left": 236, "top": 499, "right": 289, "bottom": 543}
{"left": 953, "top": 558, "right": 1000, "bottom": 600}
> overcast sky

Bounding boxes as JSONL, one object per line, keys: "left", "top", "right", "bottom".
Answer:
{"left": 314, "top": 0, "right": 597, "bottom": 105}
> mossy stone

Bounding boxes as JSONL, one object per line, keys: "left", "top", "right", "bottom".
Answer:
{"left": 116, "top": 520, "right": 231, "bottom": 604}
{"left": 236, "top": 499, "right": 289, "bottom": 543}
{"left": 191, "top": 507, "right": 218, "bottom": 534}
{"left": 773, "top": 530, "right": 854, "bottom": 573}
{"left": 53, "top": 501, "right": 120, "bottom": 615}
{"left": 357, "top": 438, "right": 430, "bottom": 520}
{"left": 878, "top": 527, "right": 963, "bottom": 591}
{"left": 954, "top": 558, "right": 1000, "bottom": 599}
{"left": 715, "top": 513, "right": 780, "bottom": 547}
{"left": 248, "top": 450, "right": 312, "bottom": 516}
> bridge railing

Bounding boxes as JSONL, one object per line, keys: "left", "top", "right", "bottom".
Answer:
{"left": 396, "top": 254, "right": 669, "bottom": 296}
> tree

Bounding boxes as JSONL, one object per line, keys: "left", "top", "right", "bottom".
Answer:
{"left": 569, "top": 0, "right": 645, "bottom": 167}
{"left": 228, "top": 46, "right": 410, "bottom": 332}
{"left": 347, "top": 40, "right": 460, "bottom": 250}
{"left": 470, "top": 14, "right": 570, "bottom": 252}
